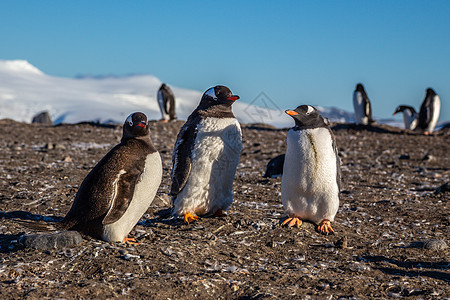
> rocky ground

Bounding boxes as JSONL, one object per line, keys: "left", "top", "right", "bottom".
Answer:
{"left": 0, "top": 119, "right": 448, "bottom": 299}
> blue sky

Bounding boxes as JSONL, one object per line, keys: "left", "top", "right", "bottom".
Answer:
{"left": 1, "top": 1, "right": 449, "bottom": 121}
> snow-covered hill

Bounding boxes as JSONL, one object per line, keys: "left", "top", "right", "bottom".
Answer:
{"left": 0, "top": 60, "right": 356, "bottom": 127}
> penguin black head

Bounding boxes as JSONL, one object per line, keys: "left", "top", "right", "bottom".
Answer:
{"left": 426, "top": 88, "right": 437, "bottom": 97}
{"left": 200, "top": 85, "right": 239, "bottom": 107}
{"left": 122, "top": 112, "right": 149, "bottom": 140}
{"left": 285, "top": 105, "right": 329, "bottom": 129}
{"left": 356, "top": 83, "right": 365, "bottom": 92}
{"left": 393, "top": 105, "right": 417, "bottom": 116}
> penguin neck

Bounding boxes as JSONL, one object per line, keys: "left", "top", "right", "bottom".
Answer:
{"left": 121, "top": 135, "right": 153, "bottom": 146}
{"left": 195, "top": 104, "right": 236, "bottom": 119}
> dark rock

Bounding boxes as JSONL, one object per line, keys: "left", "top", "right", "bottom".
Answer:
{"left": 32, "top": 111, "right": 53, "bottom": 125}
{"left": 335, "top": 236, "right": 348, "bottom": 249}
{"left": 263, "top": 154, "right": 285, "bottom": 178}
{"left": 19, "top": 231, "right": 83, "bottom": 249}
{"left": 434, "top": 182, "right": 449, "bottom": 195}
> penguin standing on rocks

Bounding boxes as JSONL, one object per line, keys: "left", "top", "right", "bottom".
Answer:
{"left": 393, "top": 105, "right": 418, "bottom": 130}
{"left": 170, "top": 85, "right": 242, "bottom": 223}
{"left": 418, "top": 88, "right": 441, "bottom": 134}
{"left": 61, "top": 112, "right": 162, "bottom": 242}
{"left": 157, "top": 83, "right": 177, "bottom": 122}
{"left": 281, "top": 105, "right": 340, "bottom": 235}
{"left": 353, "top": 83, "right": 375, "bottom": 125}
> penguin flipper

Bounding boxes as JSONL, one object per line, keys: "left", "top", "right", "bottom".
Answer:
{"left": 170, "top": 123, "right": 197, "bottom": 196}
{"left": 102, "top": 164, "right": 142, "bottom": 225}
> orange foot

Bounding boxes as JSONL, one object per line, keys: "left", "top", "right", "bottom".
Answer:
{"left": 184, "top": 212, "right": 199, "bottom": 223}
{"left": 282, "top": 217, "right": 302, "bottom": 228}
{"left": 317, "top": 219, "right": 334, "bottom": 235}
{"left": 123, "top": 237, "right": 139, "bottom": 245}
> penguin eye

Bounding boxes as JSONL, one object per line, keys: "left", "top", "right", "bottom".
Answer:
{"left": 305, "top": 106, "right": 314, "bottom": 115}
{"left": 128, "top": 120, "right": 133, "bottom": 126}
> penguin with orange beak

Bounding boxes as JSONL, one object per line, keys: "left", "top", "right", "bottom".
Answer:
{"left": 281, "top": 105, "right": 340, "bottom": 235}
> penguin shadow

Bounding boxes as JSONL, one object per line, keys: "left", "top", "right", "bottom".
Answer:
{"left": 242, "top": 123, "right": 287, "bottom": 132}
{"left": 361, "top": 255, "right": 450, "bottom": 283}
{"left": 143, "top": 207, "right": 232, "bottom": 229}
{"left": 0, "top": 210, "right": 63, "bottom": 253}
{"left": 55, "top": 121, "right": 120, "bottom": 129}
{"left": 331, "top": 123, "right": 418, "bottom": 135}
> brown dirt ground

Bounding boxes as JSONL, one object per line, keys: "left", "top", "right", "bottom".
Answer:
{"left": 0, "top": 119, "right": 448, "bottom": 299}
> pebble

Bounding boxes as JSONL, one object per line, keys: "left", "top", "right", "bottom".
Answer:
{"left": 423, "top": 239, "right": 448, "bottom": 251}
{"left": 19, "top": 231, "right": 83, "bottom": 250}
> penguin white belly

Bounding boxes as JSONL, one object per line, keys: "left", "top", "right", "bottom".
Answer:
{"left": 427, "top": 95, "right": 440, "bottom": 132}
{"left": 157, "top": 90, "right": 169, "bottom": 120}
{"left": 353, "top": 92, "right": 368, "bottom": 125}
{"left": 102, "top": 152, "right": 162, "bottom": 242}
{"left": 281, "top": 128, "right": 339, "bottom": 224}
{"left": 174, "top": 117, "right": 242, "bottom": 216}
{"left": 402, "top": 110, "right": 418, "bottom": 130}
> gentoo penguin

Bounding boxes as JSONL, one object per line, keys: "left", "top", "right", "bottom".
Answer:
{"left": 157, "top": 83, "right": 177, "bottom": 122}
{"left": 418, "top": 88, "right": 441, "bottom": 134}
{"left": 62, "top": 112, "right": 162, "bottom": 242}
{"left": 263, "top": 154, "right": 285, "bottom": 178}
{"left": 281, "top": 105, "right": 340, "bottom": 235}
{"left": 393, "top": 105, "right": 418, "bottom": 130}
{"left": 353, "top": 83, "right": 375, "bottom": 125}
{"left": 170, "top": 85, "right": 242, "bottom": 223}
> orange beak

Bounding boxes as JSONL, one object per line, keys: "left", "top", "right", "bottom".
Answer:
{"left": 285, "top": 110, "right": 299, "bottom": 116}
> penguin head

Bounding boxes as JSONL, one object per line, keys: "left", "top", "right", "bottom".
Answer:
{"left": 426, "top": 88, "right": 437, "bottom": 97}
{"left": 122, "top": 112, "right": 149, "bottom": 140}
{"left": 285, "top": 105, "right": 328, "bottom": 129}
{"left": 393, "top": 105, "right": 416, "bottom": 116}
{"left": 356, "top": 83, "right": 365, "bottom": 92}
{"left": 200, "top": 85, "right": 239, "bottom": 107}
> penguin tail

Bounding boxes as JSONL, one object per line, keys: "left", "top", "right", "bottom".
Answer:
{"left": 15, "top": 219, "right": 60, "bottom": 232}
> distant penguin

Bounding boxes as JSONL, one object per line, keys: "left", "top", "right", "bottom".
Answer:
{"left": 263, "top": 154, "right": 285, "bottom": 178}
{"left": 170, "top": 85, "right": 242, "bottom": 223}
{"left": 157, "top": 83, "right": 177, "bottom": 122}
{"left": 61, "top": 112, "right": 162, "bottom": 242}
{"left": 281, "top": 105, "right": 340, "bottom": 235}
{"left": 393, "top": 105, "right": 418, "bottom": 130}
{"left": 418, "top": 88, "right": 441, "bottom": 134}
{"left": 353, "top": 83, "right": 375, "bottom": 125}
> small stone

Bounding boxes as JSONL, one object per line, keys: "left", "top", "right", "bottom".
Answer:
{"left": 423, "top": 239, "right": 448, "bottom": 251}
{"left": 123, "top": 253, "right": 140, "bottom": 261}
{"left": 19, "top": 231, "right": 83, "bottom": 250}
{"left": 63, "top": 156, "right": 73, "bottom": 163}
{"left": 335, "top": 236, "right": 348, "bottom": 249}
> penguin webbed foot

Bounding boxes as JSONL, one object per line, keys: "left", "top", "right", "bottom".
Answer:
{"left": 123, "top": 237, "right": 139, "bottom": 245}
{"left": 184, "top": 212, "right": 199, "bottom": 223}
{"left": 316, "top": 219, "right": 334, "bottom": 235}
{"left": 282, "top": 217, "right": 302, "bottom": 228}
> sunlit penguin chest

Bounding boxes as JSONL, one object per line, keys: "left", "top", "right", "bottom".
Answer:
{"left": 175, "top": 117, "right": 242, "bottom": 216}
{"left": 428, "top": 96, "right": 441, "bottom": 131}
{"left": 353, "top": 92, "right": 369, "bottom": 124}
{"left": 102, "top": 152, "right": 162, "bottom": 242}
{"left": 281, "top": 128, "right": 339, "bottom": 223}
